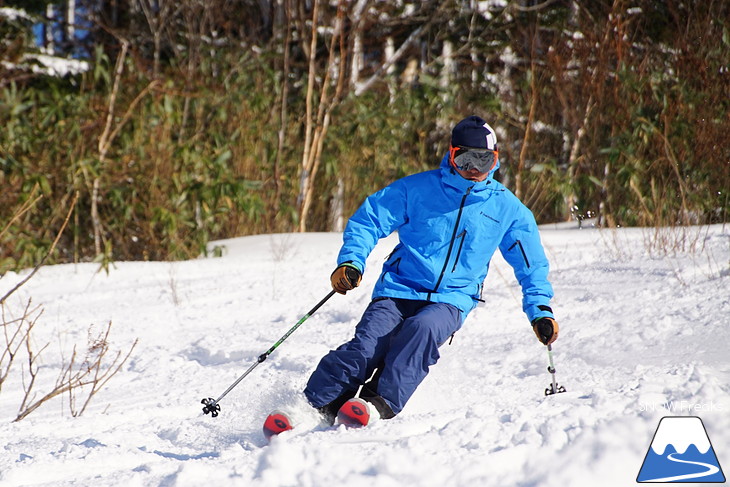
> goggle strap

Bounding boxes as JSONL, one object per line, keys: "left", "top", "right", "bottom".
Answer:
{"left": 449, "top": 144, "right": 460, "bottom": 168}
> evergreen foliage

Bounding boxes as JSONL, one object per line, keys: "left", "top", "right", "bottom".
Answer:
{"left": 0, "top": 0, "right": 727, "bottom": 269}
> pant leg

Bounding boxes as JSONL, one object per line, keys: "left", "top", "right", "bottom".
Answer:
{"left": 304, "top": 298, "right": 405, "bottom": 408}
{"left": 376, "top": 302, "right": 462, "bottom": 414}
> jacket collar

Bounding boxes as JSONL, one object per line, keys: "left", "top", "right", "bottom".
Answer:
{"left": 438, "top": 152, "right": 497, "bottom": 194}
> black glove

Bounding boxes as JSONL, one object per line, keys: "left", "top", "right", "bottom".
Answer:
{"left": 532, "top": 317, "right": 559, "bottom": 345}
{"left": 330, "top": 264, "right": 362, "bottom": 294}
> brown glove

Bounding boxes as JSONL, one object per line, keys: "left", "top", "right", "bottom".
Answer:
{"left": 330, "top": 264, "right": 362, "bottom": 295}
{"left": 532, "top": 317, "right": 559, "bottom": 345}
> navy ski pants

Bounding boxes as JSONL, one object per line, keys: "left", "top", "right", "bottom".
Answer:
{"left": 304, "top": 297, "right": 462, "bottom": 415}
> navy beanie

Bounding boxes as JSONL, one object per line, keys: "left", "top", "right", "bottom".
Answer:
{"left": 451, "top": 116, "right": 498, "bottom": 150}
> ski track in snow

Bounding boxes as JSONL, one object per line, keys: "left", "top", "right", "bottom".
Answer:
{"left": 643, "top": 452, "right": 720, "bottom": 482}
{"left": 0, "top": 226, "right": 728, "bottom": 486}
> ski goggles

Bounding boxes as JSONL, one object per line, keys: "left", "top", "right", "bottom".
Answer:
{"left": 449, "top": 145, "right": 499, "bottom": 173}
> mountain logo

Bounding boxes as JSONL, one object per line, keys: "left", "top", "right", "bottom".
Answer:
{"left": 637, "top": 416, "right": 726, "bottom": 483}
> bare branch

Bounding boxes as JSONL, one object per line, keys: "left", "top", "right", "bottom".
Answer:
{"left": 509, "top": 0, "right": 559, "bottom": 13}
{"left": 0, "top": 193, "right": 78, "bottom": 305}
{"left": 1, "top": 300, "right": 41, "bottom": 393}
{"left": 0, "top": 185, "right": 42, "bottom": 243}
{"left": 13, "top": 320, "right": 137, "bottom": 422}
{"left": 354, "top": 23, "right": 428, "bottom": 97}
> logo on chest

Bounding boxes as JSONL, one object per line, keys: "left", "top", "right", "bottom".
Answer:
{"left": 479, "top": 211, "right": 500, "bottom": 223}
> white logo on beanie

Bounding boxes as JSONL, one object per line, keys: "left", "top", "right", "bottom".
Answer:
{"left": 483, "top": 122, "right": 497, "bottom": 150}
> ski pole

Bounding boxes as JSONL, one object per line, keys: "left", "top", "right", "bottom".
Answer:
{"left": 201, "top": 289, "right": 337, "bottom": 417}
{"left": 544, "top": 344, "right": 566, "bottom": 396}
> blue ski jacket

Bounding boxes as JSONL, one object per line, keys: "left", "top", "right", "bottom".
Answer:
{"left": 337, "top": 154, "right": 555, "bottom": 324}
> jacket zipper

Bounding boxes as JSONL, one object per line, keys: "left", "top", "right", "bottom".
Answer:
{"left": 451, "top": 230, "right": 467, "bottom": 272}
{"left": 508, "top": 240, "right": 531, "bottom": 269}
{"left": 429, "top": 187, "right": 471, "bottom": 299}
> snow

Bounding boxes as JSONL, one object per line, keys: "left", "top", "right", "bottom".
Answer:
{"left": 0, "top": 7, "right": 33, "bottom": 22}
{"left": 1, "top": 7, "right": 89, "bottom": 78}
{"left": 25, "top": 53, "right": 89, "bottom": 77}
{"left": 0, "top": 225, "right": 728, "bottom": 486}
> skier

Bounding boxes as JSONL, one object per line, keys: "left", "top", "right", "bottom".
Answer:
{"left": 266, "top": 115, "right": 559, "bottom": 436}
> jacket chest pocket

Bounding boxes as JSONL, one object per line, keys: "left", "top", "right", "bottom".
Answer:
{"left": 459, "top": 217, "right": 504, "bottom": 262}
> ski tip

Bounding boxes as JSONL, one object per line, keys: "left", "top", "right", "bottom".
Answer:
{"left": 336, "top": 398, "right": 372, "bottom": 428}
{"left": 263, "top": 410, "right": 294, "bottom": 441}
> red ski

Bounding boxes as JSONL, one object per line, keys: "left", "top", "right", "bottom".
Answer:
{"left": 262, "top": 410, "right": 294, "bottom": 441}
{"left": 263, "top": 398, "right": 378, "bottom": 440}
{"left": 336, "top": 398, "right": 374, "bottom": 427}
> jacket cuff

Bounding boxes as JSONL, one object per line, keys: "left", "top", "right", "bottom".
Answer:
{"left": 527, "top": 304, "right": 554, "bottom": 323}
{"left": 337, "top": 261, "right": 363, "bottom": 274}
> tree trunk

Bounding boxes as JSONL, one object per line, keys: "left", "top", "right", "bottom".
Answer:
{"left": 298, "top": 0, "right": 348, "bottom": 232}
{"left": 66, "top": 0, "right": 76, "bottom": 49}
{"left": 351, "top": 32, "right": 362, "bottom": 89}
{"left": 349, "top": 0, "right": 368, "bottom": 90}
{"left": 274, "top": 0, "right": 292, "bottom": 222}
{"left": 297, "top": 0, "right": 321, "bottom": 231}
{"left": 44, "top": 4, "right": 55, "bottom": 55}
{"left": 329, "top": 178, "right": 345, "bottom": 232}
{"left": 565, "top": 96, "right": 593, "bottom": 221}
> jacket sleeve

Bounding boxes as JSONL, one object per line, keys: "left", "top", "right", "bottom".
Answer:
{"left": 336, "top": 180, "right": 408, "bottom": 274}
{"left": 498, "top": 204, "right": 555, "bottom": 323}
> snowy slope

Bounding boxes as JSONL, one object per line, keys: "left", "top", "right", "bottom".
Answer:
{"left": 0, "top": 225, "right": 728, "bottom": 487}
